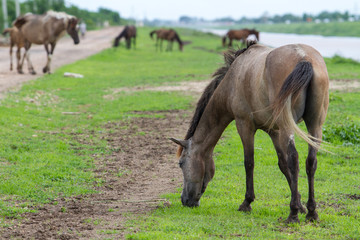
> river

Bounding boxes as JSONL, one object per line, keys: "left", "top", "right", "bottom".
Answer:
{"left": 202, "top": 28, "right": 360, "bottom": 61}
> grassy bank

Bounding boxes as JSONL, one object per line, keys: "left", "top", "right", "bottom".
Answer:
{"left": 214, "top": 21, "right": 360, "bottom": 37}
{"left": 0, "top": 27, "right": 359, "bottom": 239}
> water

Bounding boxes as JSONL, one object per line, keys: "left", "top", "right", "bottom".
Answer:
{"left": 202, "top": 28, "right": 360, "bottom": 61}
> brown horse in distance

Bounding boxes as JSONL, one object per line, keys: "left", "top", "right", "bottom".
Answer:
{"left": 222, "top": 28, "right": 259, "bottom": 47}
{"left": 113, "top": 25, "right": 136, "bottom": 49}
{"left": 171, "top": 42, "right": 329, "bottom": 223}
{"left": 150, "top": 28, "right": 184, "bottom": 51}
{"left": 2, "top": 27, "right": 26, "bottom": 73}
{"left": 14, "top": 11, "right": 79, "bottom": 74}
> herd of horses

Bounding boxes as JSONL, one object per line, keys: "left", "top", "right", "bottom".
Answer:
{"left": 2, "top": 10, "right": 259, "bottom": 74}
{"left": 2, "top": 11, "right": 329, "bottom": 224}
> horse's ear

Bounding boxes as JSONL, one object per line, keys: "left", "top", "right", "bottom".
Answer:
{"left": 169, "top": 138, "right": 188, "bottom": 148}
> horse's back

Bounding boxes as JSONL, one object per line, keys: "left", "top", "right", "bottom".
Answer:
{"left": 265, "top": 44, "right": 329, "bottom": 100}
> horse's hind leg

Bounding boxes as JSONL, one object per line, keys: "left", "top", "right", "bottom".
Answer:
{"left": 303, "top": 111, "right": 327, "bottom": 221}
{"left": 23, "top": 41, "right": 36, "bottom": 74}
{"left": 269, "top": 131, "right": 306, "bottom": 214}
{"left": 270, "top": 130, "right": 301, "bottom": 223}
{"left": 16, "top": 47, "right": 24, "bottom": 74}
{"left": 9, "top": 44, "right": 13, "bottom": 71}
{"left": 236, "top": 120, "right": 256, "bottom": 212}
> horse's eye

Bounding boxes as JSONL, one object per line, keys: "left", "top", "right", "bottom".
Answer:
{"left": 179, "top": 161, "right": 184, "bottom": 168}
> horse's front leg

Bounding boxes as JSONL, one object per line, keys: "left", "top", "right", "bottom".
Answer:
{"left": 43, "top": 43, "right": 55, "bottom": 74}
{"left": 236, "top": 120, "right": 256, "bottom": 212}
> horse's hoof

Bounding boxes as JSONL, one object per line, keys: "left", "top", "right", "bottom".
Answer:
{"left": 42, "top": 67, "right": 48, "bottom": 73}
{"left": 238, "top": 202, "right": 252, "bottom": 212}
{"left": 17, "top": 70, "right": 24, "bottom": 74}
{"left": 285, "top": 215, "right": 300, "bottom": 224}
{"left": 305, "top": 211, "right": 318, "bottom": 222}
{"left": 30, "top": 71, "right": 36, "bottom": 75}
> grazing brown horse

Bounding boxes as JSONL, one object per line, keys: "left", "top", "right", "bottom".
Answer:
{"left": 14, "top": 11, "right": 79, "bottom": 74}
{"left": 2, "top": 27, "right": 26, "bottom": 73}
{"left": 150, "top": 28, "right": 183, "bottom": 51}
{"left": 113, "top": 25, "right": 137, "bottom": 49}
{"left": 171, "top": 42, "right": 329, "bottom": 223}
{"left": 222, "top": 28, "right": 259, "bottom": 47}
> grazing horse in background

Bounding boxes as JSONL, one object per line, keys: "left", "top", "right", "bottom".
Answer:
{"left": 150, "top": 28, "right": 184, "bottom": 51}
{"left": 2, "top": 27, "right": 26, "bottom": 73}
{"left": 222, "top": 28, "right": 259, "bottom": 47}
{"left": 113, "top": 25, "right": 137, "bottom": 49}
{"left": 14, "top": 11, "right": 79, "bottom": 74}
{"left": 171, "top": 42, "right": 329, "bottom": 223}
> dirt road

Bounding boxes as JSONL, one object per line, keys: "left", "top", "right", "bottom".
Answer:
{"left": 0, "top": 26, "right": 123, "bottom": 98}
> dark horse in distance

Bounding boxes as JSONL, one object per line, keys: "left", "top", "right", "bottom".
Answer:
{"left": 113, "top": 25, "right": 137, "bottom": 49}
{"left": 149, "top": 28, "right": 184, "bottom": 51}
{"left": 222, "top": 28, "right": 259, "bottom": 47}
{"left": 171, "top": 42, "right": 329, "bottom": 223}
{"left": 14, "top": 11, "right": 79, "bottom": 74}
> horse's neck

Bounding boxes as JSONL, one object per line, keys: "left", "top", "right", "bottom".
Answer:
{"left": 192, "top": 93, "right": 233, "bottom": 154}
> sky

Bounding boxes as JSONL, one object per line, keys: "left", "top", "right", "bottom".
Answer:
{"left": 67, "top": 0, "right": 360, "bottom": 21}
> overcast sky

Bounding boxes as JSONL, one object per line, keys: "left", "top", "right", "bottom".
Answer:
{"left": 67, "top": 0, "right": 359, "bottom": 20}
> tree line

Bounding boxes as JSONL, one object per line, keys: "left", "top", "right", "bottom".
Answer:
{"left": 179, "top": 10, "right": 358, "bottom": 24}
{"left": 0, "top": 0, "right": 124, "bottom": 32}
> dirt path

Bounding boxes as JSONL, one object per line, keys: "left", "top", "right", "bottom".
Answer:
{"left": 1, "top": 110, "right": 188, "bottom": 239}
{"left": 0, "top": 26, "right": 123, "bottom": 99}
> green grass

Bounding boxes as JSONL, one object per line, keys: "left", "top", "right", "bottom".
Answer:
{"left": 0, "top": 27, "right": 221, "bottom": 220}
{"left": 0, "top": 27, "right": 359, "bottom": 239}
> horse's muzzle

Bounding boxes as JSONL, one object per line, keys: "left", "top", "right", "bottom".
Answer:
{"left": 181, "top": 195, "right": 200, "bottom": 207}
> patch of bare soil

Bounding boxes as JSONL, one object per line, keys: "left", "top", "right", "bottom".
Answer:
{"left": 0, "top": 110, "right": 189, "bottom": 239}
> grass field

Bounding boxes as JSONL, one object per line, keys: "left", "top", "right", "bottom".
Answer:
{"left": 0, "top": 27, "right": 359, "bottom": 239}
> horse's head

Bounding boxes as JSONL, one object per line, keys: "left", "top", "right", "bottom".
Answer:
{"left": 251, "top": 29, "right": 259, "bottom": 41}
{"left": 170, "top": 138, "right": 215, "bottom": 207}
{"left": 67, "top": 18, "right": 80, "bottom": 45}
{"left": 179, "top": 43, "right": 184, "bottom": 51}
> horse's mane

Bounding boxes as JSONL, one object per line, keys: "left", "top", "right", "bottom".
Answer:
{"left": 14, "top": 11, "right": 75, "bottom": 29}
{"left": 113, "top": 26, "right": 128, "bottom": 47}
{"left": 149, "top": 30, "right": 156, "bottom": 39}
{"left": 173, "top": 31, "right": 182, "bottom": 45}
{"left": 45, "top": 10, "right": 75, "bottom": 20}
{"left": 177, "top": 42, "right": 257, "bottom": 157}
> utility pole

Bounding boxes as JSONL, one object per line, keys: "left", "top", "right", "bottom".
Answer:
{"left": 15, "top": 0, "right": 20, "bottom": 17}
{"left": 2, "top": 0, "right": 9, "bottom": 29}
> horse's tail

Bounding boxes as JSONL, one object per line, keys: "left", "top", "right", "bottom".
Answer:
{"left": 176, "top": 49, "right": 240, "bottom": 157}
{"left": 271, "top": 61, "right": 320, "bottom": 149}
{"left": 2, "top": 28, "right": 12, "bottom": 36}
{"left": 222, "top": 35, "right": 227, "bottom": 47}
{"left": 149, "top": 30, "right": 156, "bottom": 39}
